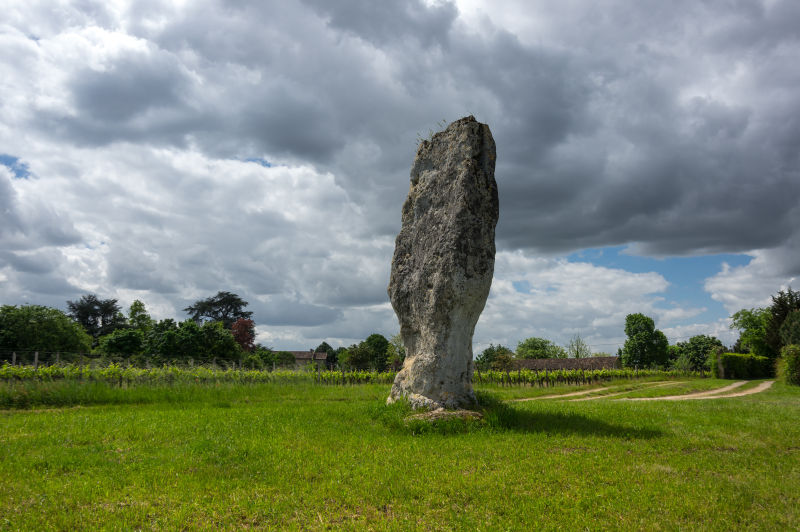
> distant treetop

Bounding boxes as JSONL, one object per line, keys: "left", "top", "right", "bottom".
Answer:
{"left": 184, "top": 291, "right": 252, "bottom": 329}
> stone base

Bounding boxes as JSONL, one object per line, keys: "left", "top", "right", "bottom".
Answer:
{"left": 387, "top": 386, "right": 476, "bottom": 410}
{"left": 404, "top": 408, "right": 484, "bottom": 423}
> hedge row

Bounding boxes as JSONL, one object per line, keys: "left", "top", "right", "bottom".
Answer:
{"left": 780, "top": 345, "right": 800, "bottom": 386}
{"left": 710, "top": 352, "right": 773, "bottom": 379}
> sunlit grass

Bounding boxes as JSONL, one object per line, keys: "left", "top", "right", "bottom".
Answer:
{"left": 1, "top": 378, "right": 798, "bottom": 529}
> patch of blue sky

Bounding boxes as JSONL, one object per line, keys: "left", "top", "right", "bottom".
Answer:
{"left": 567, "top": 245, "right": 753, "bottom": 322}
{"left": 512, "top": 280, "right": 531, "bottom": 293}
{"left": 244, "top": 157, "right": 272, "bottom": 167}
{"left": 0, "top": 154, "right": 31, "bottom": 179}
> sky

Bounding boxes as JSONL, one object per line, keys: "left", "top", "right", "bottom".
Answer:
{"left": 1, "top": 0, "right": 799, "bottom": 354}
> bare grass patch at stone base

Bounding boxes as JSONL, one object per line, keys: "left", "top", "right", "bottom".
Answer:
{"left": 1, "top": 378, "right": 799, "bottom": 529}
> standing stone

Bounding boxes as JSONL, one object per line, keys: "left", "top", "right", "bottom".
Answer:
{"left": 387, "top": 116, "right": 498, "bottom": 409}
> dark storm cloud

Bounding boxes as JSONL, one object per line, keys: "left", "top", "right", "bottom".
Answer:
{"left": 3, "top": 0, "right": 800, "bottom": 341}
{"left": 71, "top": 50, "right": 188, "bottom": 122}
{"left": 238, "top": 90, "right": 346, "bottom": 163}
{"left": 13, "top": 271, "right": 81, "bottom": 298}
{"left": 0, "top": 171, "right": 82, "bottom": 252}
{"left": 249, "top": 296, "right": 342, "bottom": 327}
{"left": 477, "top": 0, "right": 800, "bottom": 257}
{"left": 300, "top": 0, "right": 458, "bottom": 47}
{"left": 16, "top": 0, "right": 800, "bottom": 260}
{"left": 0, "top": 250, "right": 60, "bottom": 275}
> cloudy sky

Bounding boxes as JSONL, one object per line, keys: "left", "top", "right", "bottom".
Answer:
{"left": 2, "top": 0, "right": 798, "bottom": 353}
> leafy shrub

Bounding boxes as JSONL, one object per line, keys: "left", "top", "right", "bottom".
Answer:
{"left": 242, "top": 353, "right": 265, "bottom": 370}
{"left": 475, "top": 344, "right": 514, "bottom": 371}
{"left": 779, "top": 311, "right": 800, "bottom": 347}
{"left": 273, "top": 351, "right": 297, "bottom": 368}
{"left": 710, "top": 351, "right": 773, "bottom": 379}
{"left": 670, "top": 351, "right": 695, "bottom": 372}
{"left": 669, "top": 335, "right": 723, "bottom": 372}
{"left": 0, "top": 305, "right": 92, "bottom": 356}
{"left": 778, "top": 345, "right": 800, "bottom": 386}
{"left": 516, "top": 337, "right": 566, "bottom": 359}
{"left": 98, "top": 329, "right": 145, "bottom": 355}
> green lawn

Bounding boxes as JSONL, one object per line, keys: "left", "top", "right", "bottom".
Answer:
{"left": 1, "top": 379, "right": 799, "bottom": 530}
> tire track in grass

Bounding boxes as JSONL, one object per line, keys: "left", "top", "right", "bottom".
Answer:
{"left": 694, "top": 380, "right": 775, "bottom": 399}
{"left": 571, "top": 381, "right": 686, "bottom": 402}
{"left": 509, "top": 387, "right": 609, "bottom": 402}
{"left": 618, "top": 380, "right": 776, "bottom": 401}
{"left": 509, "top": 381, "right": 675, "bottom": 402}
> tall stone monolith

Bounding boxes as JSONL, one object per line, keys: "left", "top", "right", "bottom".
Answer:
{"left": 387, "top": 116, "right": 498, "bottom": 409}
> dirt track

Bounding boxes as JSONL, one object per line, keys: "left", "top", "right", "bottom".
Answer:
{"left": 510, "top": 381, "right": 674, "bottom": 402}
{"left": 510, "top": 387, "right": 608, "bottom": 402}
{"left": 622, "top": 380, "right": 775, "bottom": 401}
{"left": 510, "top": 380, "right": 777, "bottom": 403}
{"left": 571, "top": 381, "right": 684, "bottom": 402}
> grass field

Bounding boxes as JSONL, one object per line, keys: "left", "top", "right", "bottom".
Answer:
{"left": 2, "top": 377, "right": 799, "bottom": 530}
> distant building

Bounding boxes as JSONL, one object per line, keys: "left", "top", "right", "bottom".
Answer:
{"left": 513, "top": 356, "right": 621, "bottom": 371}
{"left": 288, "top": 350, "right": 327, "bottom": 369}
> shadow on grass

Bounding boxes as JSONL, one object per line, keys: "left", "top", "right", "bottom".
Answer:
{"left": 373, "top": 391, "right": 663, "bottom": 439}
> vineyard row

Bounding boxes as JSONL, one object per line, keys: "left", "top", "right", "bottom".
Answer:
{"left": 0, "top": 364, "right": 708, "bottom": 387}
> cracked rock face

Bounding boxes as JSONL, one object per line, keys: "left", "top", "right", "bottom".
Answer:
{"left": 387, "top": 116, "right": 498, "bottom": 409}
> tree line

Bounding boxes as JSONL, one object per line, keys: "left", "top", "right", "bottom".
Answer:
{"left": 475, "top": 287, "right": 800, "bottom": 373}
{"left": 0, "top": 292, "right": 254, "bottom": 365}
{"left": 0, "top": 290, "right": 406, "bottom": 371}
{"left": 312, "top": 334, "right": 406, "bottom": 373}
{"left": 2, "top": 286, "right": 798, "bottom": 373}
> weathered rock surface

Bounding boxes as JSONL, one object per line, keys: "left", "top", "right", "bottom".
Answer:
{"left": 405, "top": 408, "right": 484, "bottom": 423}
{"left": 387, "top": 116, "right": 498, "bottom": 409}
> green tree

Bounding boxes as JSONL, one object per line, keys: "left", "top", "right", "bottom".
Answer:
{"left": 475, "top": 344, "right": 514, "bottom": 371}
{"left": 765, "top": 287, "right": 800, "bottom": 356}
{"left": 146, "top": 319, "right": 179, "bottom": 359}
{"left": 566, "top": 334, "right": 591, "bottom": 358}
{"left": 0, "top": 305, "right": 92, "bottom": 357}
{"left": 315, "top": 341, "right": 337, "bottom": 368}
{"left": 491, "top": 353, "right": 516, "bottom": 371}
{"left": 339, "top": 343, "right": 372, "bottom": 370}
{"left": 670, "top": 335, "right": 723, "bottom": 372}
{"left": 621, "top": 313, "right": 669, "bottom": 368}
{"left": 66, "top": 294, "right": 126, "bottom": 339}
{"left": 128, "top": 300, "right": 153, "bottom": 332}
{"left": 333, "top": 346, "right": 348, "bottom": 369}
{"left": 779, "top": 310, "right": 800, "bottom": 347}
{"left": 273, "top": 350, "right": 297, "bottom": 368}
{"left": 248, "top": 344, "right": 273, "bottom": 368}
{"left": 200, "top": 321, "right": 241, "bottom": 362}
{"left": 362, "top": 333, "right": 390, "bottom": 371}
{"left": 174, "top": 320, "right": 203, "bottom": 360}
{"left": 516, "top": 337, "right": 566, "bottom": 359}
{"left": 336, "top": 347, "right": 351, "bottom": 369}
{"left": 730, "top": 308, "right": 773, "bottom": 358}
{"left": 99, "top": 328, "right": 145, "bottom": 356}
{"left": 780, "top": 344, "right": 800, "bottom": 386}
{"left": 184, "top": 291, "right": 253, "bottom": 329}
{"left": 386, "top": 334, "right": 406, "bottom": 371}
{"left": 147, "top": 319, "right": 241, "bottom": 363}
